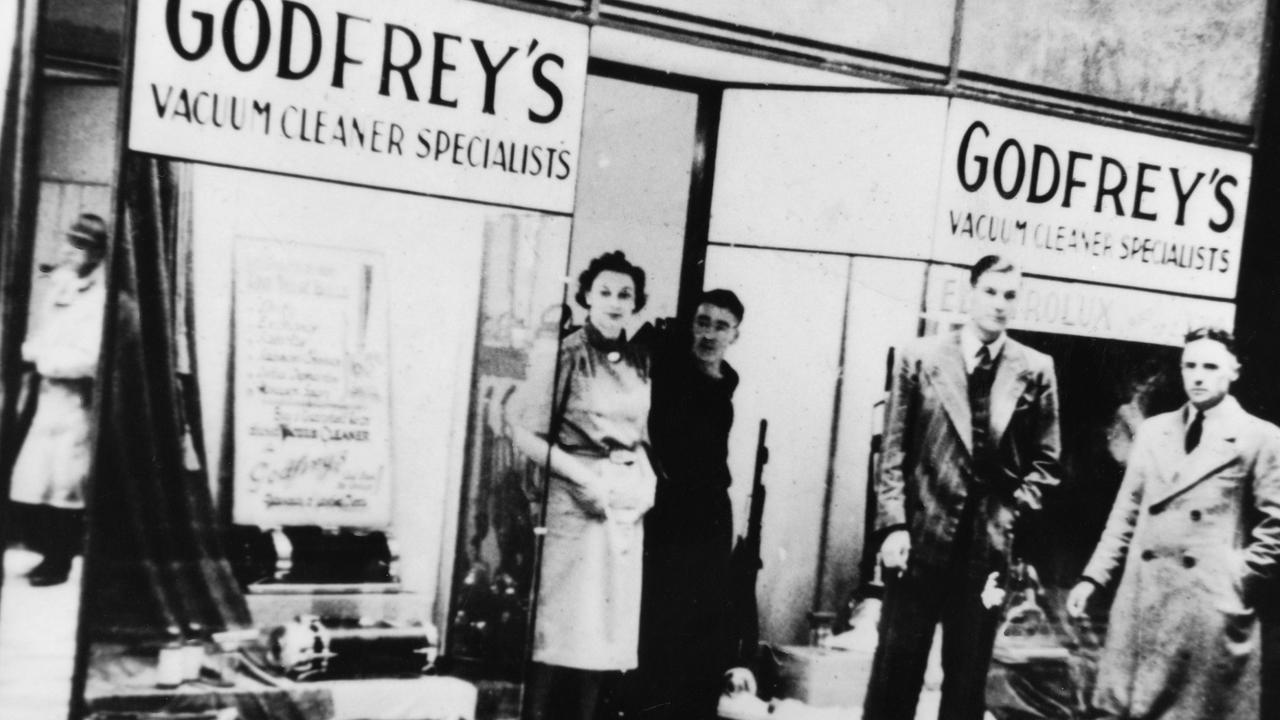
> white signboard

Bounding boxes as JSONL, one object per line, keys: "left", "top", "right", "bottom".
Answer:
{"left": 710, "top": 92, "right": 948, "bottom": 258}
{"left": 925, "top": 264, "right": 1235, "bottom": 347}
{"left": 129, "top": 0, "right": 589, "bottom": 213}
{"left": 234, "top": 237, "right": 392, "bottom": 528}
{"left": 935, "top": 100, "right": 1250, "bottom": 299}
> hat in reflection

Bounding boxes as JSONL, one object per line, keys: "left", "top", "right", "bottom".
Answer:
{"left": 65, "top": 213, "right": 107, "bottom": 252}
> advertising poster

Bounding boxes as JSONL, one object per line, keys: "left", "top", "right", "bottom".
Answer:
{"left": 233, "top": 236, "right": 392, "bottom": 528}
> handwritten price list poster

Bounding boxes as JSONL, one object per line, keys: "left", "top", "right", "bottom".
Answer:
{"left": 233, "top": 237, "right": 392, "bottom": 528}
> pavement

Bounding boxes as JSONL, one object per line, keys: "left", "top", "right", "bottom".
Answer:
{"left": 0, "top": 548, "right": 81, "bottom": 720}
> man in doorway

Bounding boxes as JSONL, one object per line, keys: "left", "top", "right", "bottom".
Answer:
{"left": 1066, "top": 327, "right": 1280, "bottom": 720}
{"left": 7, "top": 212, "right": 108, "bottom": 587}
{"left": 864, "top": 254, "right": 1062, "bottom": 720}
{"left": 638, "top": 289, "right": 744, "bottom": 720}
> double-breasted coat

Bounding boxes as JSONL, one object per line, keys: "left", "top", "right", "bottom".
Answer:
{"left": 1082, "top": 396, "right": 1280, "bottom": 720}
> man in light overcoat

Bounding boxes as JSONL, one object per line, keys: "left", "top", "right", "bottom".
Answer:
{"left": 864, "top": 254, "right": 1062, "bottom": 720}
{"left": 1068, "top": 326, "right": 1280, "bottom": 720}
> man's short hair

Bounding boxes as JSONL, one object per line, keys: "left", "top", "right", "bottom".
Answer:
{"left": 970, "top": 254, "right": 1020, "bottom": 286}
{"left": 699, "top": 289, "right": 744, "bottom": 324}
{"left": 1184, "top": 326, "right": 1238, "bottom": 358}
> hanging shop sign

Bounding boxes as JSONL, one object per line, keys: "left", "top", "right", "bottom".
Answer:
{"left": 924, "top": 264, "right": 1235, "bottom": 347}
{"left": 935, "top": 100, "right": 1250, "bottom": 299}
{"left": 129, "top": 0, "right": 589, "bottom": 213}
{"left": 233, "top": 237, "right": 393, "bottom": 529}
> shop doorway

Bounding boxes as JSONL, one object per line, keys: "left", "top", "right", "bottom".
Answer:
{"left": 1009, "top": 331, "right": 1184, "bottom": 590}
{"left": 443, "top": 68, "right": 709, "bottom": 710}
{"left": 700, "top": 88, "right": 948, "bottom": 646}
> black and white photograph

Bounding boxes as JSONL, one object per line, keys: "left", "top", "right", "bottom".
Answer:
{"left": 0, "top": 2, "right": 1278, "bottom": 719}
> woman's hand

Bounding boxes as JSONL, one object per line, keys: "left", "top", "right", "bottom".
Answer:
{"left": 608, "top": 462, "right": 656, "bottom": 511}
{"left": 1066, "top": 581, "right": 1096, "bottom": 618}
{"left": 879, "top": 529, "right": 911, "bottom": 572}
{"left": 565, "top": 471, "right": 610, "bottom": 520}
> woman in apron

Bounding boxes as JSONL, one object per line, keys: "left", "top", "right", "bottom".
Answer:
{"left": 508, "top": 251, "right": 656, "bottom": 720}
{"left": 8, "top": 213, "right": 107, "bottom": 586}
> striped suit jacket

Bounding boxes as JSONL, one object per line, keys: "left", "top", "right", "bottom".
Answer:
{"left": 875, "top": 330, "right": 1062, "bottom": 570}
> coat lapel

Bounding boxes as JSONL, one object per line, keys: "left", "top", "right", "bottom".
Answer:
{"left": 1148, "top": 399, "right": 1246, "bottom": 509}
{"left": 927, "top": 332, "right": 972, "bottom": 455}
{"left": 989, "top": 341, "right": 1029, "bottom": 444}
{"left": 1148, "top": 417, "right": 1183, "bottom": 485}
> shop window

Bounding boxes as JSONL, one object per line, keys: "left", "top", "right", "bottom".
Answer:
{"left": 181, "top": 165, "right": 522, "bottom": 599}
{"left": 958, "top": 0, "right": 1265, "bottom": 124}
{"left": 0, "top": 79, "right": 118, "bottom": 716}
{"left": 60, "top": 159, "right": 572, "bottom": 717}
{"left": 446, "top": 214, "right": 570, "bottom": 687}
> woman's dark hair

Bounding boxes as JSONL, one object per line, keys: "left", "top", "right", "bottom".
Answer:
{"left": 574, "top": 251, "right": 647, "bottom": 312}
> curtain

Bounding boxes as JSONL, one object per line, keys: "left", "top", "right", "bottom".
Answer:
{"left": 87, "top": 155, "right": 250, "bottom": 640}
{"left": 0, "top": 0, "right": 41, "bottom": 507}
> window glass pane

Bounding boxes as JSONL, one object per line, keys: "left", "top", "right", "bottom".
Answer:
{"left": 618, "top": 0, "right": 956, "bottom": 67}
{"left": 447, "top": 212, "right": 570, "bottom": 689}
{"left": 568, "top": 76, "right": 698, "bottom": 324}
{"left": 188, "top": 165, "right": 525, "bottom": 601}
{"left": 44, "top": 0, "right": 126, "bottom": 62}
{"left": 181, "top": 166, "right": 572, "bottom": 712}
{"left": 960, "top": 0, "right": 1265, "bottom": 124}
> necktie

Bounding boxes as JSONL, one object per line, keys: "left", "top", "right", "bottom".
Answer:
{"left": 1185, "top": 410, "right": 1203, "bottom": 454}
{"left": 970, "top": 345, "right": 997, "bottom": 480}
{"left": 976, "top": 344, "right": 994, "bottom": 374}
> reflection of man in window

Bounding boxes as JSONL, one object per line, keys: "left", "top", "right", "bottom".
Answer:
{"left": 8, "top": 213, "right": 107, "bottom": 587}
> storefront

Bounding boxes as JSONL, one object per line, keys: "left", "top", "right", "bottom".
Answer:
{"left": 0, "top": 1, "right": 1273, "bottom": 719}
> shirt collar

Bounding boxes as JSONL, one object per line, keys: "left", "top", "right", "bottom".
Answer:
{"left": 960, "top": 323, "right": 1007, "bottom": 372}
{"left": 1185, "top": 395, "right": 1238, "bottom": 425}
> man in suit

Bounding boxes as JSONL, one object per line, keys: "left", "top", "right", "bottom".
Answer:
{"left": 863, "top": 254, "right": 1062, "bottom": 720}
{"left": 1066, "top": 327, "right": 1280, "bottom": 720}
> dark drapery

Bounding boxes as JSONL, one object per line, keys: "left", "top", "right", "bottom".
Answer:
{"left": 0, "top": 0, "right": 42, "bottom": 519}
{"left": 87, "top": 155, "right": 250, "bottom": 640}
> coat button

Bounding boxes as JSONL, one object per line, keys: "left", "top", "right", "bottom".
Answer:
{"left": 1182, "top": 556, "right": 1197, "bottom": 568}
{"left": 1190, "top": 510, "right": 1202, "bottom": 522}
{"left": 1141, "top": 550, "right": 1156, "bottom": 561}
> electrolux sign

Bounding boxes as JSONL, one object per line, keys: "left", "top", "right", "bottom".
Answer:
{"left": 926, "top": 265, "right": 1234, "bottom": 347}
{"left": 129, "top": 0, "right": 589, "bottom": 213}
{"left": 935, "top": 100, "right": 1250, "bottom": 299}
